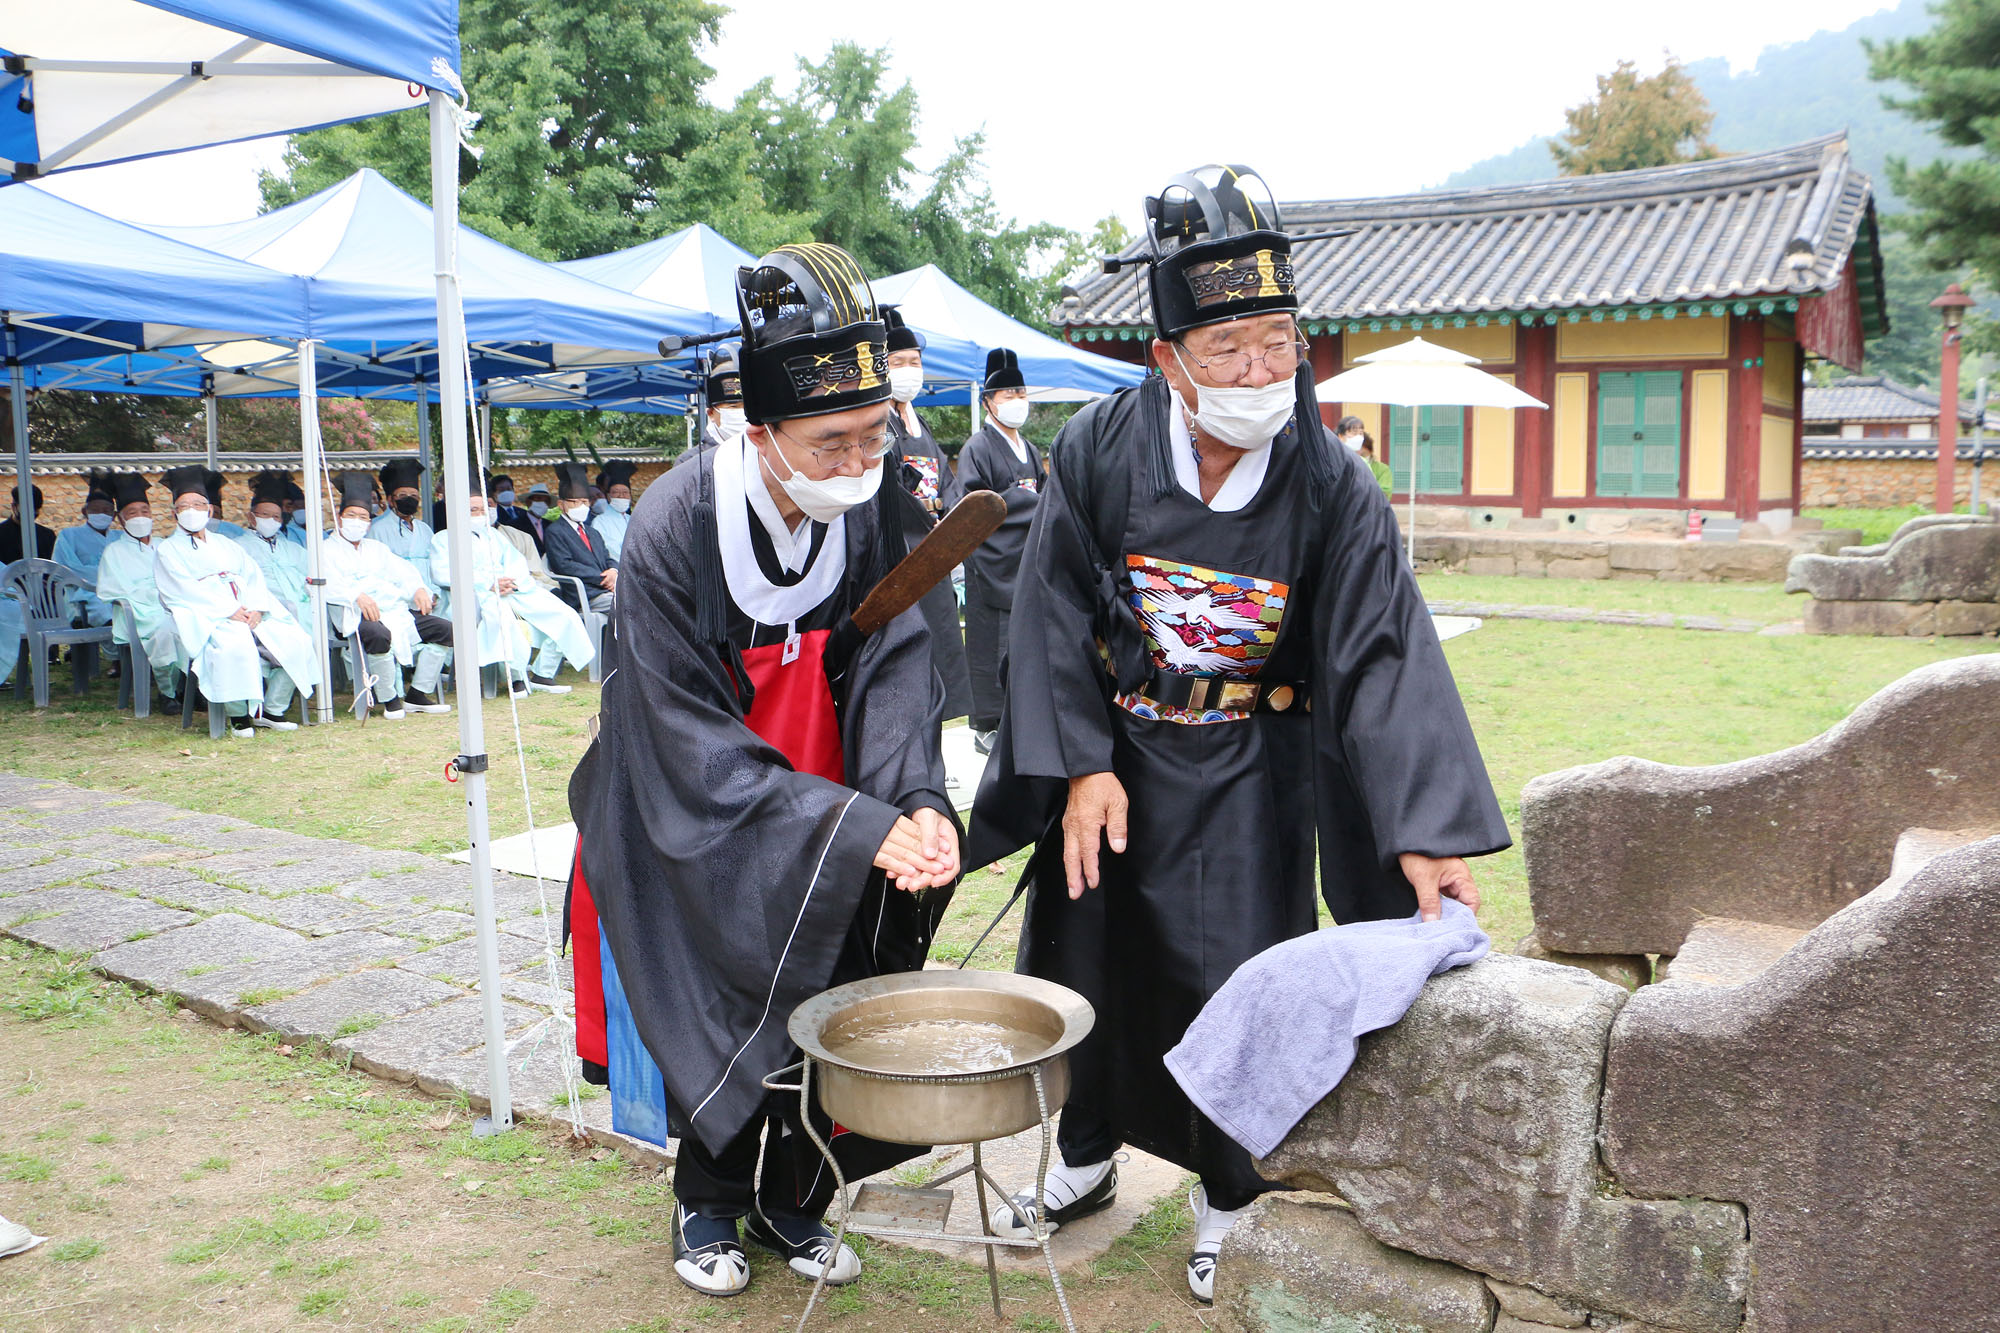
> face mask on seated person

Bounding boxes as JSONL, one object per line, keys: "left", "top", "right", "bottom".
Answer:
{"left": 717, "top": 407, "right": 747, "bottom": 438}
{"left": 609, "top": 497, "right": 631, "bottom": 514}
{"left": 394, "top": 494, "right": 420, "bottom": 518}
{"left": 123, "top": 516, "right": 153, "bottom": 540}
{"left": 254, "top": 516, "right": 283, "bottom": 539}
{"left": 339, "top": 517, "right": 370, "bottom": 543}
{"left": 84, "top": 512, "right": 114, "bottom": 533}
{"left": 496, "top": 490, "right": 516, "bottom": 506}
{"left": 590, "top": 498, "right": 607, "bottom": 517}
{"left": 176, "top": 507, "right": 210, "bottom": 534}
{"left": 528, "top": 500, "right": 549, "bottom": 518}
{"left": 565, "top": 502, "right": 590, "bottom": 524}
{"left": 1171, "top": 344, "right": 1296, "bottom": 451}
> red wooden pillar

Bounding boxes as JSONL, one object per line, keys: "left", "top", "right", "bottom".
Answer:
{"left": 1516, "top": 321, "right": 1555, "bottom": 518}
{"left": 1312, "top": 331, "right": 1341, "bottom": 432}
{"left": 1790, "top": 392, "right": 1804, "bottom": 516}
{"left": 1930, "top": 284, "right": 1974, "bottom": 513}
{"left": 1729, "top": 315, "right": 1766, "bottom": 521}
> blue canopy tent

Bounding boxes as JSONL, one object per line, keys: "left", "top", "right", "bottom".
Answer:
{"left": 558, "top": 221, "right": 754, "bottom": 325}
{"left": 1, "top": 1, "right": 537, "bottom": 1137}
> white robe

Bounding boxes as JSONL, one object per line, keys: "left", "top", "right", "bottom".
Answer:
{"left": 319, "top": 533, "right": 429, "bottom": 664}
{"left": 153, "top": 529, "right": 318, "bottom": 706}
{"left": 429, "top": 524, "right": 593, "bottom": 673}
{"left": 234, "top": 528, "right": 313, "bottom": 628}
{"left": 94, "top": 535, "right": 182, "bottom": 675}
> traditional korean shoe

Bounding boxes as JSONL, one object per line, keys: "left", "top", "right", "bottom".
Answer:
{"left": 1186, "top": 1182, "right": 1243, "bottom": 1305}
{"left": 509, "top": 678, "right": 531, "bottom": 699}
{"left": 228, "top": 720, "right": 256, "bottom": 739}
{"left": 672, "top": 1205, "right": 749, "bottom": 1297}
{"left": 528, "top": 674, "right": 572, "bottom": 695}
{"left": 990, "top": 1159, "right": 1116, "bottom": 1239}
{"left": 402, "top": 688, "right": 452, "bottom": 714}
{"left": 745, "top": 1205, "right": 861, "bottom": 1285}
{"left": 972, "top": 728, "right": 997, "bottom": 756}
{"left": 251, "top": 715, "right": 298, "bottom": 732}
{"left": 381, "top": 698, "right": 408, "bottom": 720}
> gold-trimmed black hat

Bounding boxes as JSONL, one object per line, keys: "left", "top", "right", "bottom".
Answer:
{"left": 733, "top": 243, "right": 889, "bottom": 426}
{"left": 705, "top": 346, "right": 744, "bottom": 406}
{"left": 982, "top": 348, "right": 1024, "bottom": 394}
{"left": 1140, "top": 164, "right": 1301, "bottom": 340}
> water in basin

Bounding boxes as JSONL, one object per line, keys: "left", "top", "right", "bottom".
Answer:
{"left": 824, "top": 1017, "right": 1051, "bottom": 1076}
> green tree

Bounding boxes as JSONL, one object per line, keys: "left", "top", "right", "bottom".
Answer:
{"left": 260, "top": 0, "right": 801, "bottom": 260}
{"left": 1551, "top": 58, "right": 1721, "bottom": 176}
{"left": 1868, "top": 0, "right": 2000, "bottom": 357}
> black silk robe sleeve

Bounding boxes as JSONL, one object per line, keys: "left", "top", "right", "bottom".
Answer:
{"left": 568, "top": 478, "right": 947, "bottom": 1155}
{"left": 1308, "top": 448, "right": 1513, "bottom": 921}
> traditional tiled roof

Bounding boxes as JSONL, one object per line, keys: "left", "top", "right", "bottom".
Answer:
{"left": 1060, "top": 135, "right": 1884, "bottom": 339}
{"left": 1803, "top": 438, "right": 1994, "bottom": 460}
{"left": 1803, "top": 375, "right": 1995, "bottom": 427}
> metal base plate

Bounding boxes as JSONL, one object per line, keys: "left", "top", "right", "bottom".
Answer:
{"left": 846, "top": 1184, "right": 953, "bottom": 1231}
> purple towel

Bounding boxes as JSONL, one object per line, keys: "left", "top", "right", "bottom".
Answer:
{"left": 1164, "top": 898, "right": 1489, "bottom": 1159}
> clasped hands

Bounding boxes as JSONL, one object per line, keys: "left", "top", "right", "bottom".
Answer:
{"left": 1059, "top": 771, "right": 1479, "bottom": 920}
{"left": 228, "top": 608, "right": 263, "bottom": 628}
{"left": 873, "top": 806, "right": 958, "bottom": 893}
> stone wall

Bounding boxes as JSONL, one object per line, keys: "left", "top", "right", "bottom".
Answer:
{"left": 1412, "top": 533, "right": 1806, "bottom": 583}
{"left": 1802, "top": 456, "right": 1988, "bottom": 509}
{"left": 1785, "top": 515, "right": 2000, "bottom": 637}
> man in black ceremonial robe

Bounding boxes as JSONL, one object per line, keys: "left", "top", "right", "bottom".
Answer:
{"left": 969, "top": 164, "right": 1511, "bottom": 1305}
{"left": 956, "top": 347, "right": 1043, "bottom": 751}
{"left": 881, "top": 307, "right": 972, "bottom": 721}
{"left": 569, "top": 242, "right": 961, "bottom": 1299}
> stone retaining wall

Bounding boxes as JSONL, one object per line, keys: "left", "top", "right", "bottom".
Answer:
{"left": 1412, "top": 533, "right": 1808, "bottom": 583}
{"left": 1802, "top": 456, "right": 1987, "bottom": 509}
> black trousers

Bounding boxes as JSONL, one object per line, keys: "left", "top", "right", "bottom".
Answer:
{"left": 354, "top": 611, "right": 452, "bottom": 655}
{"left": 963, "top": 596, "right": 1010, "bottom": 732}
{"left": 673, "top": 1094, "right": 922, "bottom": 1223}
{"left": 1056, "top": 1103, "right": 1268, "bottom": 1213}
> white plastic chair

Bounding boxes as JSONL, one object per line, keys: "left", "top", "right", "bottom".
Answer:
{"left": 106, "top": 597, "right": 153, "bottom": 719}
{"left": 2, "top": 559, "right": 116, "bottom": 708}
{"left": 556, "top": 574, "right": 608, "bottom": 683}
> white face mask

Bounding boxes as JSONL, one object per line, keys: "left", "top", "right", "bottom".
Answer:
{"left": 1172, "top": 345, "right": 1296, "bottom": 451}
{"left": 85, "top": 512, "right": 114, "bottom": 533}
{"left": 762, "top": 436, "right": 884, "bottom": 524}
{"left": 887, "top": 366, "right": 925, "bottom": 403}
{"left": 176, "top": 507, "right": 210, "bottom": 534}
{"left": 123, "top": 516, "right": 153, "bottom": 540}
{"left": 717, "top": 406, "right": 748, "bottom": 439}
{"left": 496, "top": 489, "right": 517, "bottom": 506}
{"left": 290, "top": 511, "right": 307, "bottom": 528}
{"left": 528, "top": 499, "right": 549, "bottom": 517}
{"left": 590, "top": 498, "right": 607, "bottom": 516}
{"left": 339, "top": 517, "right": 370, "bottom": 543}
{"left": 565, "top": 503, "right": 590, "bottom": 524}
{"left": 254, "top": 516, "right": 283, "bottom": 539}
{"left": 609, "top": 496, "right": 631, "bottom": 513}
{"left": 1341, "top": 433, "right": 1364, "bottom": 452}
{"left": 994, "top": 398, "right": 1031, "bottom": 430}
{"left": 483, "top": 509, "right": 498, "bottom": 526}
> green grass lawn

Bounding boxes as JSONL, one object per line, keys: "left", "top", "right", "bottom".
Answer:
{"left": 2, "top": 618, "right": 1994, "bottom": 961}
{"left": 1803, "top": 503, "right": 1982, "bottom": 546}
{"left": 1418, "top": 572, "right": 1801, "bottom": 624}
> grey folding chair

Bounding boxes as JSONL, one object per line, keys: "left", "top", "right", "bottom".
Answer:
{"left": 556, "top": 575, "right": 607, "bottom": 684}
{"left": 2, "top": 560, "right": 116, "bottom": 708}
{"left": 107, "top": 598, "right": 153, "bottom": 719}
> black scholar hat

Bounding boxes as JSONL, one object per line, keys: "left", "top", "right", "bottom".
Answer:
{"left": 378, "top": 458, "right": 424, "bottom": 494}
{"left": 596, "top": 459, "right": 638, "bottom": 492}
{"left": 982, "top": 347, "right": 1024, "bottom": 394}
{"left": 555, "top": 461, "right": 591, "bottom": 501}
{"left": 884, "top": 306, "right": 925, "bottom": 354}
{"left": 334, "top": 472, "right": 377, "bottom": 515}
{"left": 162, "top": 464, "right": 209, "bottom": 502}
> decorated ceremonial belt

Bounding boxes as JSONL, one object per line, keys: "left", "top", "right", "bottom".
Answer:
{"left": 1139, "top": 674, "right": 1309, "bottom": 715}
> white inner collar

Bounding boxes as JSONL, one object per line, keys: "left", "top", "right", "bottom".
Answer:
{"left": 1168, "top": 391, "right": 1272, "bottom": 513}
{"left": 716, "top": 434, "right": 845, "bottom": 628}
{"left": 999, "top": 426, "right": 1029, "bottom": 465}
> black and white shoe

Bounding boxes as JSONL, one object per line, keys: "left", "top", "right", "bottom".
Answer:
{"left": 403, "top": 688, "right": 452, "bottom": 714}
{"left": 250, "top": 715, "right": 298, "bottom": 732}
{"left": 672, "top": 1205, "right": 749, "bottom": 1297}
{"left": 1186, "top": 1183, "right": 1243, "bottom": 1305}
{"left": 528, "top": 674, "right": 572, "bottom": 695}
{"left": 989, "top": 1160, "right": 1117, "bottom": 1240}
{"left": 971, "top": 728, "right": 997, "bottom": 756}
{"left": 745, "top": 1206, "right": 861, "bottom": 1285}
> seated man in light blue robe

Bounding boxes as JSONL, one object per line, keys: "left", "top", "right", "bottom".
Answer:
{"left": 94, "top": 472, "right": 186, "bottom": 704}
{"left": 593, "top": 459, "right": 637, "bottom": 564}
{"left": 204, "top": 470, "right": 246, "bottom": 539}
{"left": 235, "top": 470, "right": 315, "bottom": 631}
{"left": 430, "top": 482, "right": 593, "bottom": 694}
{"left": 368, "top": 458, "right": 437, "bottom": 592}
{"left": 51, "top": 468, "right": 118, "bottom": 626}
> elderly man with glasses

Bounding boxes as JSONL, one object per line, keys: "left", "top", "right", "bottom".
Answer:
{"left": 567, "top": 243, "right": 959, "bottom": 1299}
{"left": 969, "top": 164, "right": 1510, "bottom": 1303}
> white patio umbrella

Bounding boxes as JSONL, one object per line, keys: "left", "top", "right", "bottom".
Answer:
{"left": 1317, "top": 336, "right": 1547, "bottom": 564}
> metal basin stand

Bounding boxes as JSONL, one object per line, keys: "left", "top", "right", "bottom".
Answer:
{"left": 763, "top": 1055, "right": 1078, "bottom": 1333}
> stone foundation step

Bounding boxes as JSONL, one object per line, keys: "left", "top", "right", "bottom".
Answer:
{"left": 1658, "top": 919, "right": 1807, "bottom": 988}
{"left": 1889, "top": 826, "right": 1999, "bottom": 888}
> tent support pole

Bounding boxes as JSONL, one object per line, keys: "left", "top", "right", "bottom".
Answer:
{"left": 432, "top": 89, "right": 513, "bottom": 1137}
{"left": 6, "top": 328, "right": 30, "bottom": 543}
{"left": 416, "top": 390, "right": 433, "bottom": 517}
{"left": 478, "top": 399, "right": 492, "bottom": 475}
{"left": 969, "top": 380, "right": 982, "bottom": 433}
{"left": 205, "top": 390, "right": 219, "bottom": 468}
{"left": 299, "top": 342, "right": 334, "bottom": 725}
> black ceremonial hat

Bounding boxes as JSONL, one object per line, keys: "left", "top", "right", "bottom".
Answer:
{"left": 705, "top": 347, "right": 744, "bottom": 406}
{"left": 284, "top": 480, "right": 305, "bottom": 506}
{"left": 555, "top": 462, "right": 591, "bottom": 501}
{"left": 111, "top": 473, "right": 151, "bottom": 512}
{"left": 982, "top": 348, "right": 1024, "bottom": 394}
{"left": 249, "top": 469, "right": 292, "bottom": 507}
{"left": 1143, "top": 164, "right": 1299, "bottom": 340}
{"left": 378, "top": 457, "right": 423, "bottom": 494}
{"left": 884, "top": 306, "right": 925, "bottom": 354}
{"left": 596, "top": 459, "right": 638, "bottom": 492}
{"left": 733, "top": 243, "right": 889, "bottom": 426}
{"left": 162, "top": 464, "right": 209, "bottom": 501}
{"left": 335, "top": 472, "right": 377, "bottom": 514}
{"left": 204, "top": 468, "right": 227, "bottom": 505}
{"left": 84, "top": 468, "right": 116, "bottom": 505}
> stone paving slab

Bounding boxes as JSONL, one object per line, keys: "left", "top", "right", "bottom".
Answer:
{"left": 2, "top": 886, "right": 196, "bottom": 954}
{"left": 400, "top": 933, "right": 546, "bottom": 987}
{"left": 1426, "top": 599, "right": 1774, "bottom": 634}
{"left": 245, "top": 968, "right": 467, "bottom": 1038}
{"left": 0, "top": 846, "right": 54, "bottom": 871}
{"left": 0, "top": 857, "right": 120, "bottom": 896}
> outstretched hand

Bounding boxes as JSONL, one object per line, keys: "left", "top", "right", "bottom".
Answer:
{"left": 1063, "top": 772, "right": 1130, "bottom": 899}
{"left": 1399, "top": 853, "right": 1479, "bottom": 923}
{"left": 873, "top": 806, "right": 959, "bottom": 892}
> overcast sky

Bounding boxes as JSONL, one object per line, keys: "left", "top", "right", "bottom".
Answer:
{"left": 38, "top": 0, "right": 1897, "bottom": 236}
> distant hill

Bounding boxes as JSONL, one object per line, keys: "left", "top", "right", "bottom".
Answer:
{"left": 1434, "top": 0, "right": 1951, "bottom": 208}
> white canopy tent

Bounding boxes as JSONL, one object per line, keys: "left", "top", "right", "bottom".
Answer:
{"left": 2, "top": 1, "right": 533, "bottom": 1136}
{"left": 1317, "top": 337, "right": 1548, "bottom": 564}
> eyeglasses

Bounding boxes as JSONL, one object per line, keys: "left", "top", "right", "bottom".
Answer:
{"left": 775, "top": 422, "right": 895, "bottom": 467}
{"left": 1175, "top": 338, "right": 1311, "bottom": 387}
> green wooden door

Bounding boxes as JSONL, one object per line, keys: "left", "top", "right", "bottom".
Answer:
{"left": 1596, "top": 371, "right": 1682, "bottom": 498}
{"left": 1388, "top": 406, "right": 1466, "bottom": 495}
